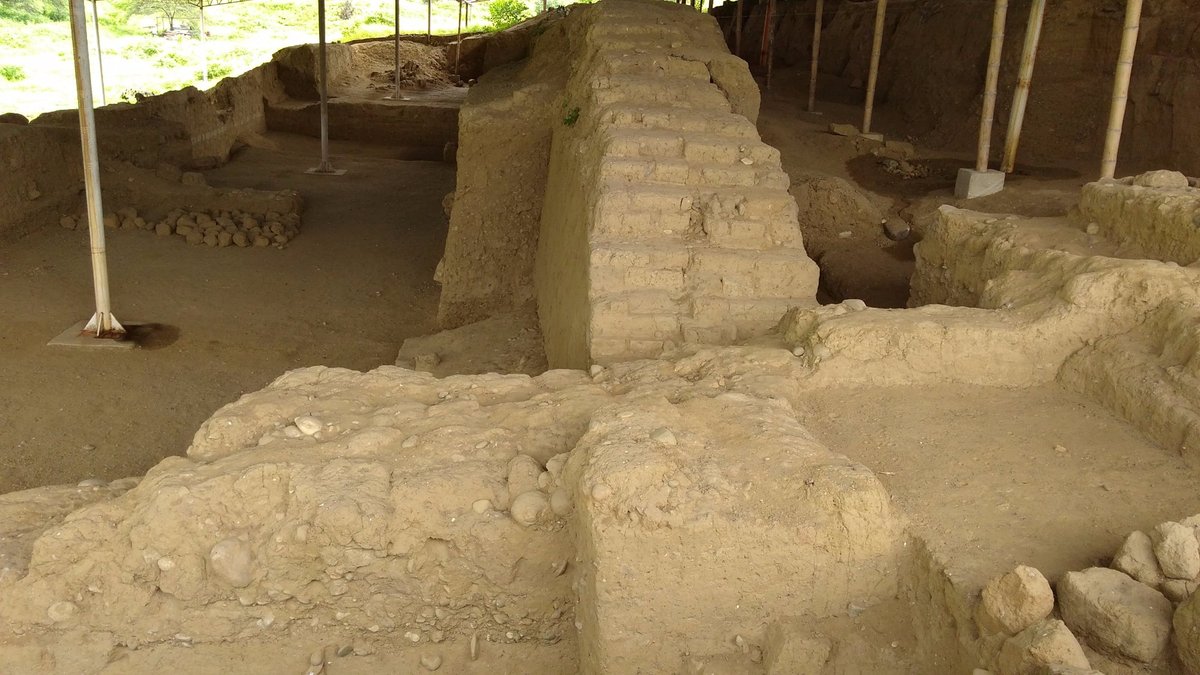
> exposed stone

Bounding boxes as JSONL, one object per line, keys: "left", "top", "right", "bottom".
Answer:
{"left": 1174, "top": 590, "right": 1200, "bottom": 673}
{"left": 46, "top": 601, "right": 77, "bottom": 622}
{"left": 995, "top": 619, "right": 1089, "bottom": 675}
{"left": 1130, "top": 170, "right": 1189, "bottom": 189}
{"left": 509, "top": 490, "right": 549, "bottom": 527}
{"left": 978, "top": 565, "right": 1055, "bottom": 635}
{"left": 1160, "top": 578, "right": 1198, "bottom": 603}
{"left": 58, "top": 215, "right": 76, "bottom": 230}
{"left": 1111, "top": 530, "right": 1164, "bottom": 587}
{"left": 507, "top": 454, "right": 542, "bottom": 500}
{"left": 1058, "top": 567, "right": 1173, "bottom": 662}
{"left": 181, "top": 171, "right": 207, "bottom": 186}
{"left": 828, "top": 123, "right": 859, "bottom": 137}
{"left": 208, "top": 538, "right": 254, "bottom": 588}
{"left": 1151, "top": 521, "right": 1200, "bottom": 580}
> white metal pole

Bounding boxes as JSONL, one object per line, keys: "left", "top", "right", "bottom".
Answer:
{"left": 90, "top": 0, "right": 107, "bottom": 105}
{"left": 69, "top": 0, "right": 123, "bottom": 337}
{"left": 199, "top": 3, "right": 207, "bottom": 85}
{"left": 1001, "top": 0, "right": 1045, "bottom": 173}
{"left": 427, "top": 0, "right": 431, "bottom": 44}
{"left": 975, "top": 0, "right": 1008, "bottom": 172}
{"left": 862, "top": 0, "right": 887, "bottom": 135}
{"left": 808, "top": 0, "right": 823, "bottom": 112}
{"left": 318, "top": 0, "right": 331, "bottom": 171}
{"left": 1100, "top": 0, "right": 1143, "bottom": 180}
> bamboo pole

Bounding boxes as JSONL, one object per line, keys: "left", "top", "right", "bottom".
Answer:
{"left": 861, "top": 0, "right": 887, "bottom": 135}
{"left": 975, "top": 0, "right": 1008, "bottom": 172}
{"left": 1100, "top": 0, "right": 1143, "bottom": 180}
{"left": 808, "top": 0, "right": 823, "bottom": 112}
{"left": 1001, "top": 0, "right": 1046, "bottom": 173}
{"left": 68, "top": 0, "right": 123, "bottom": 337}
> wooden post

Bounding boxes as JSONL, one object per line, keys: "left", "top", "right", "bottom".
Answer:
{"left": 808, "top": 0, "right": 823, "bottom": 112}
{"left": 1100, "top": 0, "right": 1143, "bottom": 180}
{"left": 1001, "top": 0, "right": 1046, "bottom": 173}
{"left": 862, "top": 0, "right": 887, "bottom": 135}
{"left": 975, "top": 0, "right": 1008, "bottom": 172}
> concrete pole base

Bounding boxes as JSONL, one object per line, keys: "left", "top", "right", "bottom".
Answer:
{"left": 955, "top": 168, "right": 1005, "bottom": 199}
{"left": 859, "top": 132, "right": 884, "bottom": 142}
{"left": 49, "top": 319, "right": 137, "bottom": 350}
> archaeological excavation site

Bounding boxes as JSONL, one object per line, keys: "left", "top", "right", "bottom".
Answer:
{"left": 3, "top": 0, "right": 1200, "bottom": 672}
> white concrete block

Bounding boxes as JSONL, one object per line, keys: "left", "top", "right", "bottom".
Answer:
{"left": 955, "top": 168, "right": 1005, "bottom": 199}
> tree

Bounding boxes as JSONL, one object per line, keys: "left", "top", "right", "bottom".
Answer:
{"left": 0, "top": 0, "right": 69, "bottom": 22}
{"left": 487, "top": 0, "right": 528, "bottom": 30}
{"left": 117, "top": 0, "right": 193, "bottom": 30}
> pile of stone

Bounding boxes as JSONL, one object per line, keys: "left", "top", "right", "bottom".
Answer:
{"left": 974, "top": 514, "right": 1200, "bottom": 675}
{"left": 59, "top": 207, "right": 302, "bottom": 249}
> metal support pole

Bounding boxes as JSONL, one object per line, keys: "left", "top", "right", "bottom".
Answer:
{"left": 1100, "top": 0, "right": 1143, "bottom": 180}
{"left": 862, "top": 0, "right": 887, "bottom": 135}
{"left": 1001, "top": 0, "right": 1045, "bottom": 173}
{"left": 734, "top": 0, "right": 743, "bottom": 58}
{"left": 975, "top": 0, "right": 1008, "bottom": 172}
{"left": 464, "top": 1, "right": 469, "bottom": 26}
{"left": 454, "top": 0, "right": 462, "bottom": 77}
{"left": 90, "top": 0, "right": 107, "bottom": 105}
{"left": 306, "top": 0, "right": 343, "bottom": 174}
{"left": 808, "top": 0, "right": 823, "bottom": 111}
{"left": 69, "top": 0, "right": 124, "bottom": 338}
{"left": 199, "top": 3, "right": 207, "bottom": 85}
{"left": 393, "top": 0, "right": 401, "bottom": 94}
{"left": 427, "top": 0, "right": 432, "bottom": 45}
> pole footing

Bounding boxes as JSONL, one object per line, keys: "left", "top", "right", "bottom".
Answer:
{"left": 49, "top": 317, "right": 136, "bottom": 349}
{"left": 305, "top": 165, "right": 347, "bottom": 176}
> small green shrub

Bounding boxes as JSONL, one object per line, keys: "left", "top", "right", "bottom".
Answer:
{"left": 562, "top": 105, "right": 579, "bottom": 127}
{"left": 487, "top": 0, "right": 528, "bottom": 30}
{"left": 197, "top": 62, "right": 233, "bottom": 80}
{"left": 0, "top": 65, "right": 27, "bottom": 82}
{"left": 363, "top": 11, "right": 390, "bottom": 25}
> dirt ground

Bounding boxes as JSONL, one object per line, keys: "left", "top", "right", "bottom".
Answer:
{"left": 0, "top": 132, "right": 452, "bottom": 494}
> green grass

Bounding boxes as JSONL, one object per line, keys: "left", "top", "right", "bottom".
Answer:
{"left": 0, "top": 0, "right": 553, "bottom": 118}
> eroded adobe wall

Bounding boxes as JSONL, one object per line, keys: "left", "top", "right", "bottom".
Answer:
{"left": 533, "top": 0, "right": 819, "bottom": 368}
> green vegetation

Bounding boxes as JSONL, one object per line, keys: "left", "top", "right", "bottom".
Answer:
{"left": 0, "top": 64, "right": 26, "bottom": 80}
{"left": 0, "top": 0, "right": 534, "bottom": 118}
{"left": 486, "top": 0, "right": 526, "bottom": 30}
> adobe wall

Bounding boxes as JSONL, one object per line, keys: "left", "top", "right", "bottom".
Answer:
{"left": 533, "top": 0, "right": 818, "bottom": 368}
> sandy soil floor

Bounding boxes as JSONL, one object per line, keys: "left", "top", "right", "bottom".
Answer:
{"left": 0, "top": 133, "right": 452, "bottom": 493}
{"left": 800, "top": 383, "right": 1200, "bottom": 588}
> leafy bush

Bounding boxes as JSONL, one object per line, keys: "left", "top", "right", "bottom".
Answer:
{"left": 197, "top": 62, "right": 233, "bottom": 80}
{"left": 0, "top": 64, "right": 27, "bottom": 82}
{"left": 487, "top": 0, "right": 528, "bottom": 30}
{"left": 363, "top": 10, "right": 390, "bottom": 25}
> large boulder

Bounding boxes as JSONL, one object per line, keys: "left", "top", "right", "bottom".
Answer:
{"left": 1111, "top": 530, "right": 1164, "bottom": 587}
{"left": 995, "top": 619, "right": 1090, "bottom": 675}
{"left": 1058, "top": 567, "right": 1173, "bottom": 663}
{"left": 1151, "top": 521, "right": 1200, "bottom": 580}
{"left": 978, "top": 565, "right": 1056, "bottom": 635}
{"left": 1175, "top": 591, "right": 1200, "bottom": 673}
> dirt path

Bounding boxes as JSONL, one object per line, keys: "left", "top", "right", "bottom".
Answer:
{"left": 0, "top": 133, "right": 453, "bottom": 493}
